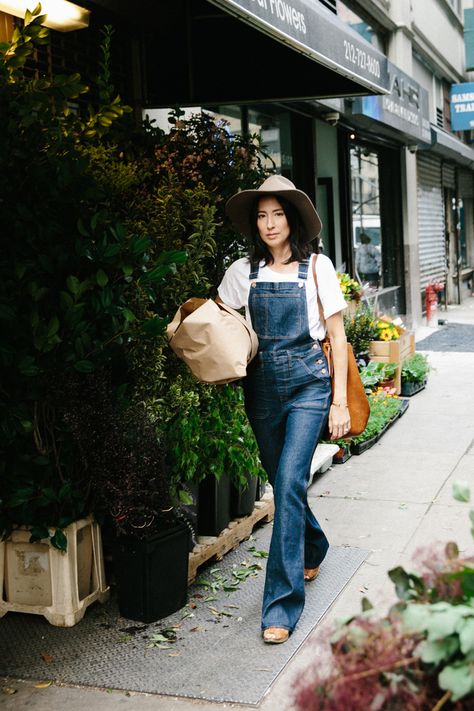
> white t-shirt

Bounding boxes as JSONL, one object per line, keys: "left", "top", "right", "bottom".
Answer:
{"left": 217, "top": 253, "right": 347, "bottom": 341}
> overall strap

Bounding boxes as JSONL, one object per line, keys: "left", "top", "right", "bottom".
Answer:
{"left": 298, "top": 256, "right": 311, "bottom": 280}
{"left": 311, "top": 254, "right": 326, "bottom": 331}
{"left": 249, "top": 260, "right": 260, "bottom": 280}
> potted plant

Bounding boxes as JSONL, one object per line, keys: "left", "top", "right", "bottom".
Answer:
{"left": 59, "top": 370, "right": 190, "bottom": 624}
{"left": 350, "top": 389, "right": 406, "bottom": 455}
{"left": 359, "top": 361, "right": 399, "bottom": 394}
{"left": 337, "top": 272, "right": 363, "bottom": 315}
{"left": 368, "top": 316, "right": 416, "bottom": 394}
{"left": 343, "top": 305, "right": 379, "bottom": 366}
{"left": 324, "top": 388, "right": 408, "bottom": 458}
{"left": 166, "top": 380, "right": 265, "bottom": 537}
{"left": 401, "top": 353, "right": 431, "bottom": 396}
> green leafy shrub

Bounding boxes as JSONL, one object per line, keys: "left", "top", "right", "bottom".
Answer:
{"left": 167, "top": 382, "right": 265, "bottom": 489}
{"left": 401, "top": 353, "right": 431, "bottom": 384}
{"left": 0, "top": 10, "right": 186, "bottom": 546}
{"left": 0, "top": 9, "right": 271, "bottom": 548}
{"left": 97, "top": 110, "right": 271, "bottom": 493}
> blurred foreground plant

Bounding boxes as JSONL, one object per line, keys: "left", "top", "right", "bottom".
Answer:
{"left": 294, "top": 482, "right": 474, "bottom": 709}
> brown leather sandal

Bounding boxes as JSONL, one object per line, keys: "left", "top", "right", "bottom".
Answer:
{"left": 262, "top": 627, "right": 290, "bottom": 644}
{"left": 304, "top": 566, "right": 320, "bottom": 582}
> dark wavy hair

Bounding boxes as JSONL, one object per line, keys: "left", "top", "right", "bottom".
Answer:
{"left": 248, "top": 195, "right": 316, "bottom": 265}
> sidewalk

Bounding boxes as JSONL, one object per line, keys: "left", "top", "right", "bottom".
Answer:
{"left": 2, "top": 298, "right": 474, "bottom": 711}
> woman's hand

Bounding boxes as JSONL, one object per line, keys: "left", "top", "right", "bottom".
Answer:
{"left": 328, "top": 402, "right": 351, "bottom": 440}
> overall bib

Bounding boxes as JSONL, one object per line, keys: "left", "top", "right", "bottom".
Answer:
{"left": 243, "top": 257, "right": 332, "bottom": 632}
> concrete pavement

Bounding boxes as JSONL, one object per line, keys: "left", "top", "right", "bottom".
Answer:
{"left": 2, "top": 298, "right": 474, "bottom": 711}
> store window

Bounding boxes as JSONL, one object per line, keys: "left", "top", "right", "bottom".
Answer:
{"left": 350, "top": 143, "right": 383, "bottom": 288}
{"left": 204, "top": 105, "right": 243, "bottom": 136}
{"left": 199, "top": 105, "right": 292, "bottom": 176}
{"left": 247, "top": 107, "right": 292, "bottom": 175}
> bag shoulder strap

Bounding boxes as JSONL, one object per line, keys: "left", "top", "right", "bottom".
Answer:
{"left": 216, "top": 301, "right": 259, "bottom": 361}
{"left": 311, "top": 253, "right": 326, "bottom": 333}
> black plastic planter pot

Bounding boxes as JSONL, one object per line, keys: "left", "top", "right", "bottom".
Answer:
{"left": 197, "top": 473, "right": 231, "bottom": 536}
{"left": 230, "top": 476, "right": 258, "bottom": 518}
{"left": 398, "top": 397, "right": 410, "bottom": 417}
{"left": 113, "top": 521, "right": 189, "bottom": 623}
{"left": 351, "top": 434, "right": 379, "bottom": 455}
{"left": 401, "top": 380, "right": 426, "bottom": 397}
{"left": 255, "top": 478, "right": 267, "bottom": 502}
{"left": 333, "top": 445, "right": 352, "bottom": 464}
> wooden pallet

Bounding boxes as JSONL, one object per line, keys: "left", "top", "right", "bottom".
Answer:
{"left": 187, "top": 492, "right": 274, "bottom": 584}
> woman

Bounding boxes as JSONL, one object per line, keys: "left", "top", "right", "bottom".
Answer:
{"left": 218, "top": 175, "right": 350, "bottom": 644}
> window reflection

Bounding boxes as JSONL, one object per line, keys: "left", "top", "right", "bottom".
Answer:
{"left": 351, "top": 144, "right": 382, "bottom": 288}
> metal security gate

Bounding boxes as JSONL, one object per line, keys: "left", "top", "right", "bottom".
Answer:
{"left": 417, "top": 153, "right": 446, "bottom": 289}
{"left": 458, "top": 168, "right": 473, "bottom": 199}
{"left": 442, "top": 162, "right": 455, "bottom": 190}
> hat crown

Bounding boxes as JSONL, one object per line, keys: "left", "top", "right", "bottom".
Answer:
{"left": 257, "top": 175, "right": 296, "bottom": 193}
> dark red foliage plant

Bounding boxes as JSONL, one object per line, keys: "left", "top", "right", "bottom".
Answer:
{"left": 293, "top": 614, "right": 437, "bottom": 711}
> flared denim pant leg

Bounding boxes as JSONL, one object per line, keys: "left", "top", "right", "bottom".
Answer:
{"left": 246, "top": 373, "right": 331, "bottom": 632}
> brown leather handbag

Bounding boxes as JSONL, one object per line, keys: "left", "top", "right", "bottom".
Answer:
{"left": 312, "top": 256, "right": 369, "bottom": 437}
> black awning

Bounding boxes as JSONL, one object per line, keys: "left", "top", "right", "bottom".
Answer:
{"left": 428, "top": 127, "right": 474, "bottom": 168}
{"left": 142, "top": 0, "right": 390, "bottom": 108}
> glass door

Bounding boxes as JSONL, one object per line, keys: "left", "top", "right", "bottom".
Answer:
{"left": 350, "top": 143, "right": 382, "bottom": 288}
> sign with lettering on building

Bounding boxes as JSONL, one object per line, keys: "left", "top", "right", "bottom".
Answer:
{"left": 450, "top": 82, "right": 474, "bottom": 131}
{"left": 209, "top": 0, "right": 390, "bottom": 94}
{"left": 351, "top": 60, "right": 431, "bottom": 143}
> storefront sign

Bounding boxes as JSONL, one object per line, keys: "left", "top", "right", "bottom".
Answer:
{"left": 208, "top": 0, "right": 390, "bottom": 94}
{"left": 352, "top": 60, "right": 430, "bottom": 143}
{"left": 450, "top": 82, "right": 474, "bottom": 131}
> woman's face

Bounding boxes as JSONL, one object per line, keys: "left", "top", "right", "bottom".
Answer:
{"left": 256, "top": 196, "right": 291, "bottom": 251}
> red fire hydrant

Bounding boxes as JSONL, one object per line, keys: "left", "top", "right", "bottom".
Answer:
{"left": 425, "top": 282, "right": 444, "bottom": 324}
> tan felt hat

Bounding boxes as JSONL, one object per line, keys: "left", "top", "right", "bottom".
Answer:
{"left": 225, "top": 174, "right": 322, "bottom": 243}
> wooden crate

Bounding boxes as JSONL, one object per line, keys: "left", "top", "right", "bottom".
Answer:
{"left": 187, "top": 491, "right": 274, "bottom": 584}
{"left": 368, "top": 332, "right": 415, "bottom": 394}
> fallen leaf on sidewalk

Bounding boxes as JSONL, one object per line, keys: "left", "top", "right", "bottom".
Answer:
{"left": 34, "top": 681, "right": 52, "bottom": 689}
{"left": 1, "top": 687, "right": 17, "bottom": 695}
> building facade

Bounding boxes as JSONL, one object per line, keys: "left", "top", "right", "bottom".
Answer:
{"left": 2, "top": 0, "right": 473, "bottom": 327}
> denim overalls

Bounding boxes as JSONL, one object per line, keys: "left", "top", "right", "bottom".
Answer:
{"left": 243, "top": 257, "right": 332, "bottom": 633}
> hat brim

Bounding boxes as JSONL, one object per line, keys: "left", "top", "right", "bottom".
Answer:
{"left": 225, "top": 187, "right": 322, "bottom": 243}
